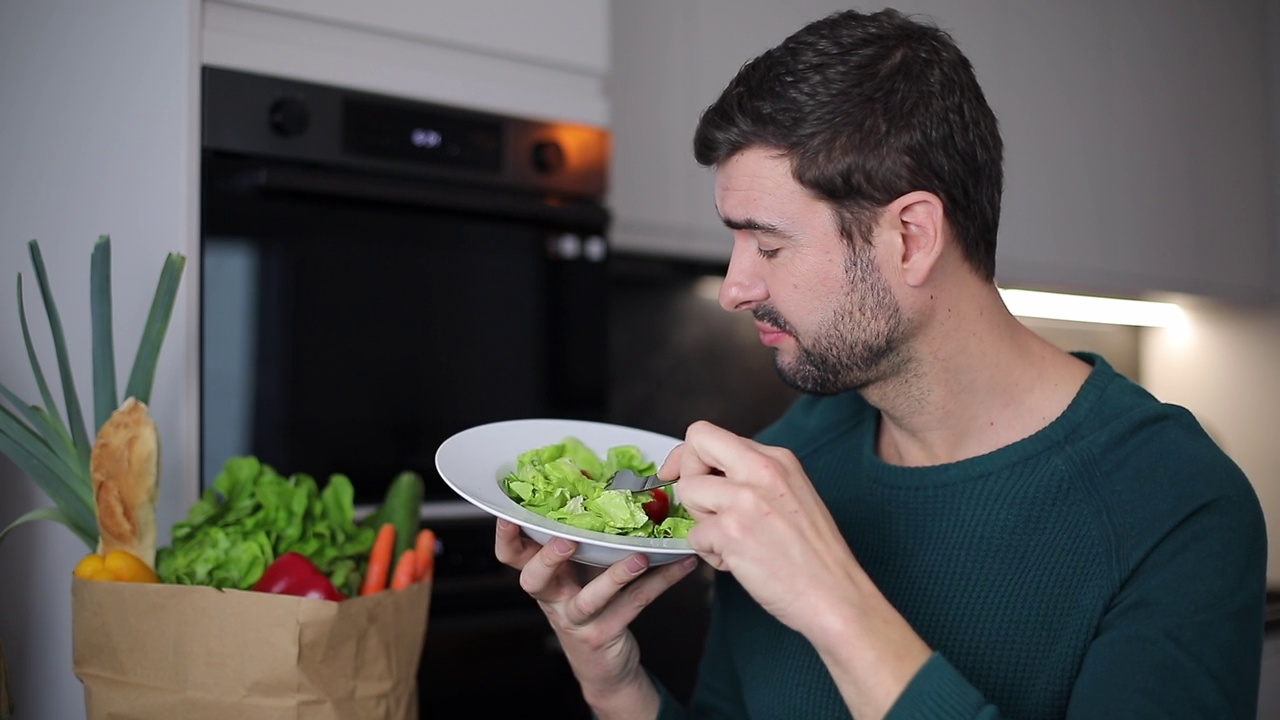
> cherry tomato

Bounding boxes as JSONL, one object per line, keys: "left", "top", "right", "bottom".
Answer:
{"left": 642, "top": 488, "right": 670, "bottom": 524}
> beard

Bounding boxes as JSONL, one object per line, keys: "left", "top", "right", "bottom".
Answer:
{"left": 753, "top": 243, "right": 910, "bottom": 395}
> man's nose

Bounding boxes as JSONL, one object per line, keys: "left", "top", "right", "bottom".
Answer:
{"left": 718, "top": 238, "right": 767, "bottom": 312}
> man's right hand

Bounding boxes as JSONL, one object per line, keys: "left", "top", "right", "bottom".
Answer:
{"left": 495, "top": 518, "right": 700, "bottom": 719}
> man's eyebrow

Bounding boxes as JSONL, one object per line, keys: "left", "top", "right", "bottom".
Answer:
{"left": 721, "top": 216, "right": 793, "bottom": 239}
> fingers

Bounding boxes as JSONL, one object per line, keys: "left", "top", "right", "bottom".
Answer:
{"left": 656, "top": 443, "right": 686, "bottom": 480}
{"left": 659, "top": 422, "right": 753, "bottom": 482}
{"left": 495, "top": 518, "right": 700, "bottom": 631}
{"left": 573, "top": 554, "right": 700, "bottom": 626}
{"left": 517, "top": 535, "right": 581, "bottom": 600}
{"left": 495, "top": 518, "right": 542, "bottom": 568}
{"left": 681, "top": 420, "right": 767, "bottom": 477}
{"left": 584, "top": 558, "right": 701, "bottom": 637}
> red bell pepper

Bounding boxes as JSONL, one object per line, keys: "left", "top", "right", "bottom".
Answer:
{"left": 252, "top": 551, "right": 346, "bottom": 601}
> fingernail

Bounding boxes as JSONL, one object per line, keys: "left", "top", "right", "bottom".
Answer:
{"left": 680, "top": 557, "right": 699, "bottom": 571}
{"left": 552, "top": 538, "right": 574, "bottom": 555}
{"left": 626, "top": 555, "right": 648, "bottom": 574}
{"left": 496, "top": 519, "right": 510, "bottom": 530}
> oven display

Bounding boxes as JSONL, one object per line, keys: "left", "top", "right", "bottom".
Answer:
{"left": 342, "top": 97, "right": 503, "bottom": 172}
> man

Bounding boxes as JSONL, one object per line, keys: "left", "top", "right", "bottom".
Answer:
{"left": 496, "top": 8, "right": 1266, "bottom": 719}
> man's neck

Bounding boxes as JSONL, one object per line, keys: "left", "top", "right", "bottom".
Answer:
{"left": 863, "top": 291, "right": 1092, "bottom": 467}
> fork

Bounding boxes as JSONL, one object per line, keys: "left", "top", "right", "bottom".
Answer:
{"left": 605, "top": 468, "right": 677, "bottom": 493}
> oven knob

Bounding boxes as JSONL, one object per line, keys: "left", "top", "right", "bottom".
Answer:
{"left": 268, "top": 96, "right": 309, "bottom": 137}
{"left": 583, "top": 235, "right": 607, "bottom": 262}
{"left": 531, "top": 141, "right": 565, "bottom": 174}
{"left": 550, "top": 233, "right": 581, "bottom": 259}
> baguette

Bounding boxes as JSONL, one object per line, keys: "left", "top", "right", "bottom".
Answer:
{"left": 90, "top": 397, "right": 160, "bottom": 568}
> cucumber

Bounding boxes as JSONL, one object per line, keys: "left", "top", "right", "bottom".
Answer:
{"left": 378, "top": 471, "right": 424, "bottom": 559}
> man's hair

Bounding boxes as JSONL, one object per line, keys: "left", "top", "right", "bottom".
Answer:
{"left": 693, "top": 8, "right": 1003, "bottom": 280}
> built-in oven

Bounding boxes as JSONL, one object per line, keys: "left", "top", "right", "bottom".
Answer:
{"left": 199, "top": 67, "right": 637, "bottom": 716}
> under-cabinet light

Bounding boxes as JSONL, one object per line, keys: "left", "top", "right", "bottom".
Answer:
{"left": 999, "top": 288, "right": 1186, "bottom": 328}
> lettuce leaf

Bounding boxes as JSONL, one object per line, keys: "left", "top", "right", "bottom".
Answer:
{"left": 501, "top": 436, "right": 692, "bottom": 539}
{"left": 156, "top": 456, "right": 375, "bottom": 595}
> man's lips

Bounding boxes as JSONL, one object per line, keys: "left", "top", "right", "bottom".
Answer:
{"left": 754, "top": 322, "right": 790, "bottom": 346}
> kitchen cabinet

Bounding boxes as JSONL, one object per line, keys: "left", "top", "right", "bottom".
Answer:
{"left": 608, "top": 0, "right": 1276, "bottom": 303}
{"left": 203, "top": 0, "right": 611, "bottom": 125}
{"left": 608, "top": 1, "right": 825, "bottom": 262}
{"left": 219, "top": 0, "right": 608, "bottom": 76}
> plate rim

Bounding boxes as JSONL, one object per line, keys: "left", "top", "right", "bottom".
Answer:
{"left": 434, "top": 417, "right": 696, "bottom": 556}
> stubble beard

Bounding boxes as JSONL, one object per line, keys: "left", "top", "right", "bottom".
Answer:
{"left": 754, "top": 242, "right": 910, "bottom": 396}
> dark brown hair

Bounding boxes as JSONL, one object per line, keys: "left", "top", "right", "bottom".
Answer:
{"left": 693, "top": 8, "right": 1004, "bottom": 280}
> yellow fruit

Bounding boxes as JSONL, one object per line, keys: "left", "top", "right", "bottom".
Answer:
{"left": 88, "top": 568, "right": 120, "bottom": 582}
{"left": 73, "top": 553, "right": 106, "bottom": 578}
{"left": 102, "top": 549, "right": 159, "bottom": 583}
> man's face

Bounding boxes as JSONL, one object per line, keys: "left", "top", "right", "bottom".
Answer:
{"left": 714, "top": 147, "right": 911, "bottom": 395}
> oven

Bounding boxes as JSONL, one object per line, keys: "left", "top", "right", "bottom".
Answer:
{"left": 199, "top": 67, "right": 654, "bottom": 716}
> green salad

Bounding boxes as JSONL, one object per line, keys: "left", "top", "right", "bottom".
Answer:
{"left": 501, "top": 436, "right": 696, "bottom": 539}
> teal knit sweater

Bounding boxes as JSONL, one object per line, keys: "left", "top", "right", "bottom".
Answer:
{"left": 655, "top": 353, "right": 1266, "bottom": 719}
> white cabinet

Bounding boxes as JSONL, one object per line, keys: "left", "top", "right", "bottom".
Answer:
{"left": 203, "top": 0, "right": 611, "bottom": 125}
{"left": 221, "top": 0, "right": 609, "bottom": 75}
{"left": 608, "top": 1, "right": 844, "bottom": 261}
{"left": 986, "top": 1, "right": 1273, "bottom": 302}
{"left": 608, "top": 0, "right": 1275, "bottom": 302}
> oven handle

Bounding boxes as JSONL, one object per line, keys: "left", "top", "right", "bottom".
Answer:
{"left": 229, "top": 165, "right": 610, "bottom": 228}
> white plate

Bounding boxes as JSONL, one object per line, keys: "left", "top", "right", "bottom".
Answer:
{"left": 435, "top": 418, "right": 696, "bottom": 567}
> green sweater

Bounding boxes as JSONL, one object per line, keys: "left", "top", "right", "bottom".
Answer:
{"left": 656, "top": 353, "right": 1266, "bottom": 719}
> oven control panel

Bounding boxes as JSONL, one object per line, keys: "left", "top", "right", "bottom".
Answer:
{"left": 204, "top": 66, "right": 610, "bottom": 200}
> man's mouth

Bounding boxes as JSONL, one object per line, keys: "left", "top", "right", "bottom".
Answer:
{"left": 754, "top": 321, "right": 790, "bottom": 346}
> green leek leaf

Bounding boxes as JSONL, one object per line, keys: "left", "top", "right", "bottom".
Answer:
{"left": 26, "top": 240, "right": 91, "bottom": 467}
{"left": 0, "top": 421, "right": 96, "bottom": 545}
{"left": 90, "top": 235, "right": 117, "bottom": 432}
{"left": 16, "top": 274, "right": 64, "bottom": 431}
{"left": 31, "top": 406, "right": 83, "bottom": 487}
{"left": 0, "top": 381, "right": 81, "bottom": 479}
{"left": 0, "top": 505, "right": 92, "bottom": 548}
{"left": 0, "top": 403, "right": 93, "bottom": 509}
{"left": 124, "top": 253, "right": 185, "bottom": 404}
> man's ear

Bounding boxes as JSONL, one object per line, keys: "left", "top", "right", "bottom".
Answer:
{"left": 889, "top": 191, "right": 947, "bottom": 288}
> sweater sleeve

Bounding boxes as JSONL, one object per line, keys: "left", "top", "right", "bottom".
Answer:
{"left": 888, "top": 482, "right": 1267, "bottom": 720}
{"left": 886, "top": 653, "right": 1001, "bottom": 719}
{"left": 1064, "top": 487, "right": 1266, "bottom": 719}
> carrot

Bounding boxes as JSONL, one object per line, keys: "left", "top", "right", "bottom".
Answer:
{"left": 360, "top": 522, "right": 396, "bottom": 596}
{"left": 414, "top": 528, "right": 436, "bottom": 581}
{"left": 390, "top": 549, "right": 418, "bottom": 591}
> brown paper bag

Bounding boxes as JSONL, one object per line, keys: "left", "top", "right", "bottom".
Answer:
{"left": 71, "top": 576, "right": 431, "bottom": 720}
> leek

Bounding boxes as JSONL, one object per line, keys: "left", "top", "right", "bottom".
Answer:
{"left": 0, "top": 236, "right": 186, "bottom": 547}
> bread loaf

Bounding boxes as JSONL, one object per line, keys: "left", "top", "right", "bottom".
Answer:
{"left": 90, "top": 397, "right": 159, "bottom": 568}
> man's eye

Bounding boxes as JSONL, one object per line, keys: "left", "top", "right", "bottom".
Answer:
{"left": 756, "top": 246, "right": 780, "bottom": 259}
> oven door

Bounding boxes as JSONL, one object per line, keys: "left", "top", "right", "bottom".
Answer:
{"left": 201, "top": 152, "right": 610, "bottom": 509}
{"left": 202, "top": 150, "right": 624, "bottom": 716}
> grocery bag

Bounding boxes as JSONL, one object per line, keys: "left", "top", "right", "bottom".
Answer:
{"left": 71, "top": 576, "right": 431, "bottom": 720}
